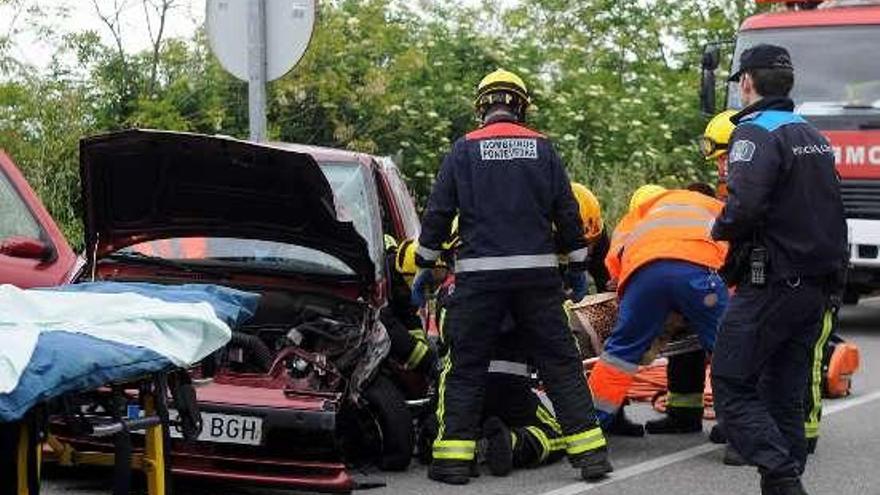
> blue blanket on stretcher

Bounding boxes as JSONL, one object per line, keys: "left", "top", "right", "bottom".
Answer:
{"left": 0, "top": 282, "right": 259, "bottom": 422}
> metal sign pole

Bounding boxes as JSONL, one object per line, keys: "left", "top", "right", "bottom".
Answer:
{"left": 207, "top": 0, "right": 315, "bottom": 139}
{"left": 247, "top": 0, "right": 268, "bottom": 142}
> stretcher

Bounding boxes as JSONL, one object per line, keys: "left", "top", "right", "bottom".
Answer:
{"left": 0, "top": 282, "right": 259, "bottom": 495}
{"left": 570, "top": 293, "right": 861, "bottom": 419}
{"left": 568, "top": 293, "right": 701, "bottom": 363}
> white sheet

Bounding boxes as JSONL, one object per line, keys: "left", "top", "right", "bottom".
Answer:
{"left": 0, "top": 284, "right": 232, "bottom": 393}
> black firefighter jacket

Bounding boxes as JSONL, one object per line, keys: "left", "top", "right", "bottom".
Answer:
{"left": 417, "top": 118, "right": 588, "bottom": 290}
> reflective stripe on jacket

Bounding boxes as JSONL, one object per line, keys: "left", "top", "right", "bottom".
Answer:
{"left": 605, "top": 190, "right": 728, "bottom": 292}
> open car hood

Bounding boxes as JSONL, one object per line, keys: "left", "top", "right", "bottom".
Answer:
{"left": 80, "top": 130, "right": 375, "bottom": 282}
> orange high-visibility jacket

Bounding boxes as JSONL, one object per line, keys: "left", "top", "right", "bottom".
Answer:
{"left": 605, "top": 190, "right": 728, "bottom": 292}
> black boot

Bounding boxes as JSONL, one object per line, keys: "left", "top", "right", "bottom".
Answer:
{"left": 708, "top": 423, "right": 727, "bottom": 444}
{"left": 605, "top": 408, "right": 645, "bottom": 437}
{"left": 571, "top": 448, "right": 613, "bottom": 481}
{"left": 761, "top": 476, "right": 808, "bottom": 495}
{"left": 482, "top": 417, "right": 513, "bottom": 477}
{"left": 428, "top": 459, "right": 471, "bottom": 485}
{"left": 806, "top": 437, "right": 817, "bottom": 455}
{"left": 645, "top": 407, "right": 703, "bottom": 434}
{"left": 723, "top": 445, "right": 748, "bottom": 466}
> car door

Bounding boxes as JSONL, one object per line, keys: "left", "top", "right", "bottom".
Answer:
{"left": 0, "top": 150, "right": 77, "bottom": 288}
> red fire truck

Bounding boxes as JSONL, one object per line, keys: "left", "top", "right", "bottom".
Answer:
{"left": 701, "top": 0, "right": 880, "bottom": 303}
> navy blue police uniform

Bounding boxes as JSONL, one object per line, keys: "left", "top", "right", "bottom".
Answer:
{"left": 416, "top": 116, "right": 607, "bottom": 469}
{"left": 711, "top": 96, "right": 848, "bottom": 483}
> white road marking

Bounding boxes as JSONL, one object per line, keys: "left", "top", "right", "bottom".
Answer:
{"left": 540, "top": 389, "right": 880, "bottom": 495}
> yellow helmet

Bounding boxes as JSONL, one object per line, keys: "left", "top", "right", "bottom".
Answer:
{"left": 629, "top": 184, "right": 667, "bottom": 212}
{"left": 475, "top": 69, "right": 530, "bottom": 119}
{"left": 570, "top": 182, "right": 604, "bottom": 243}
{"left": 395, "top": 238, "right": 419, "bottom": 285}
{"left": 700, "top": 110, "right": 737, "bottom": 160}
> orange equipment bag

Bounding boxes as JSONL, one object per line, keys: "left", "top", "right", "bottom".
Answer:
{"left": 824, "top": 336, "right": 860, "bottom": 398}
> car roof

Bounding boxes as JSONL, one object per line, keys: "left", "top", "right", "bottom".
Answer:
{"left": 271, "top": 142, "right": 378, "bottom": 168}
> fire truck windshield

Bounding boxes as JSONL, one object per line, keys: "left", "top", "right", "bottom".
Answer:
{"left": 727, "top": 25, "right": 880, "bottom": 115}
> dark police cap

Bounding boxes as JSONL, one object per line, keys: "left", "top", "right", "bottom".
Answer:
{"left": 728, "top": 44, "right": 793, "bottom": 82}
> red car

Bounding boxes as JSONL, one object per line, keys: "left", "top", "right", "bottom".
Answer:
{"left": 1, "top": 130, "right": 423, "bottom": 492}
{"left": 0, "top": 150, "right": 79, "bottom": 288}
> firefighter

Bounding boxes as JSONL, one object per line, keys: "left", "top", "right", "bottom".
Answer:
{"left": 569, "top": 182, "right": 612, "bottom": 293}
{"left": 699, "top": 109, "right": 738, "bottom": 201}
{"left": 412, "top": 69, "right": 610, "bottom": 485}
{"left": 700, "top": 111, "right": 840, "bottom": 463}
{"left": 587, "top": 185, "right": 729, "bottom": 430}
{"left": 383, "top": 235, "right": 437, "bottom": 377}
{"left": 442, "top": 279, "right": 568, "bottom": 476}
{"left": 397, "top": 238, "right": 568, "bottom": 476}
{"left": 711, "top": 44, "right": 847, "bottom": 495}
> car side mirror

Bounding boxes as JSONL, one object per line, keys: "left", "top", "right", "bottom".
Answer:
{"left": 702, "top": 45, "right": 720, "bottom": 72}
{"left": 700, "top": 45, "right": 721, "bottom": 116}
{"left": 0, "top": 236, "right": 55, "bottom": 262}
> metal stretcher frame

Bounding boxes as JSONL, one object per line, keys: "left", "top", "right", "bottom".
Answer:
{"left": 8, "top": 373, "right": 174, "bottom": 495}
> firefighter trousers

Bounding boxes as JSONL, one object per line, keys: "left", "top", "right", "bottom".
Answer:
{"left": 667, "top": 349, "right": 707, "bottom": 412}
{"left": 712, "top": 280, "right": 824, "bottom": 480}
{"left": 433, "top": 284, "right": 605, "bottom": 464}
{"left": 483, "top": 365, "right": 565, "bottom": 467}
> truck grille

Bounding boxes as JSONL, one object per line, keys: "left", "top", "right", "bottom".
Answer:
{"left": 841, "top": 180, "right": 880, "bottom": 220}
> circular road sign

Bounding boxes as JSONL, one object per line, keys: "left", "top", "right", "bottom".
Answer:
{"left": 206, "top": 0, "right": 316, "bottom": 82}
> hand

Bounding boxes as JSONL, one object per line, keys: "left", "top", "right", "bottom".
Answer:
{"left": 410, "top": 268, "right": 436, "bottom": 308}
{"left": 605, "top": 278, "right": 618, "bottom": 292}
{"left": 566, "top": 270, "right": 588, "bottom": 302}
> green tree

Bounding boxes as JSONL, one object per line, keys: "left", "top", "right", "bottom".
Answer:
{"left": 0, "top": 0, "right": 767, "bottom": 245}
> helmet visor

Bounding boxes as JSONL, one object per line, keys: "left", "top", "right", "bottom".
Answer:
{"left": 699, "top": 136, "right": 727, "bottom": 158}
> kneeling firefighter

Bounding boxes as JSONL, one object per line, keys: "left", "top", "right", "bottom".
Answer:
{"left": 383, "top": 235, "right": 438, "bottom": 378}
{"left": 569, "top": 182, "right": 613, "bottom": 294}
{"left": 587, "top": 185, "right": 729, "bottom": 429}
{"left": 412, "top": 68, "right": 610, "bottom": 485}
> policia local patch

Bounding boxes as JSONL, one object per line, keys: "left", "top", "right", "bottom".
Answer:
{"left": 480, "top": 138, "right": 539, "bottom": 161}
{"left": 729, "top": 140, "right": 756, "bottom": 163}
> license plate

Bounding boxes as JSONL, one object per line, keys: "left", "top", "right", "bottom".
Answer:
{"left": 169, "top": 410, "right": 263, "bottom": 446}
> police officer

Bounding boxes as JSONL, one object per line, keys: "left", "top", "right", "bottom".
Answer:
{"left": 700, "top": 111, "right": 842, "bottom": 465}
{"left": 711, "top": 45, "right": 847, "bottom": 495}
{"left": 412, "top": 69, "right": 610, "bottom": 485}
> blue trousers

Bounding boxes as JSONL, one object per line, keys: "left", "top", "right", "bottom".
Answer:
{"left": 597, "top": 260, "right": 728, "bottom": 425}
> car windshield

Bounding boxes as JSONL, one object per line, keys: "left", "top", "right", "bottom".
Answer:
{"left": 727, "top": 26, "right": 880, "bottom": 115}
{"left": 116, "top": 161, "right": 383, "bottom": 277}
